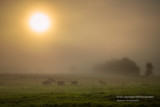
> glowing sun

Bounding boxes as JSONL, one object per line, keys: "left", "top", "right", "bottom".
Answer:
{"left": 29, "top": 13, "right": 50, "bottom": 33}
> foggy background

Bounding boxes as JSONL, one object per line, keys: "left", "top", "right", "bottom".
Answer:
{"left": 0, "top": 0, "right": 159, "bottom": 74}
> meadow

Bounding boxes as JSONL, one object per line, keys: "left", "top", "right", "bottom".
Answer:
{"left": 0, "top": 73, "right": 160, "bottom": 107}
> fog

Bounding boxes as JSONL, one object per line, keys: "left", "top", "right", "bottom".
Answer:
{"left": 0, "top": 0, "right": 160, "bottom": 74}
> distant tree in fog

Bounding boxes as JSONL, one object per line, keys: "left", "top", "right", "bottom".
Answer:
{"left": 145, "top": 62, "right": 153, "bottom": 77}
{"left": 94, "top": 57, "right": 140, "bottom": 76}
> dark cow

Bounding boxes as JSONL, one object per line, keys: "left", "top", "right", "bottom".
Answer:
{"left": 99, "top": 80, "right": 106, "bottom": 85}
{"left": 71, "top": 81, "right": 78, "bottom": 85}
{"left": 57, "top": 81, "right": 65, "bottom": 86}
{"left": 42, "top": 80, "right": 52, "bottom": 86}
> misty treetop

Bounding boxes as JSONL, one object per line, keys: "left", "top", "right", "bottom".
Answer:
{"left": 145, "top": 62, "right": 154, "bottom": 77}
{"left": 94, "top": 57, "right": 140, "bottom": 76}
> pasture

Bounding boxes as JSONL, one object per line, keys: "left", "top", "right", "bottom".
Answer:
{"left": 0, "top": 73, "right": 160, "bottom": 107}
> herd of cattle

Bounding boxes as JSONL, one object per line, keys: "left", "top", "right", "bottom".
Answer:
{"left": 42, "top": 79, "right": 106, "bottom": 86}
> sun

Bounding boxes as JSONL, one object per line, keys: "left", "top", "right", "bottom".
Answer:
{"left": 29, "top": 13, "right": 50, "bottom": 33}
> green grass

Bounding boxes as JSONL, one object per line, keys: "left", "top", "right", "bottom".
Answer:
{"left": 0, "top": 73, "right": 160, "bottom": 107}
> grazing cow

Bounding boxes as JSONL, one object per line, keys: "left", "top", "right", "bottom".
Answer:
{"left": 99, "top": 80, "right": 106, "bottom": 85}
{"left": 57, "top": 81, "right": 65, "bottom": 86}
{"left": 71, "top": 81, "right": 78, "bottom": 85}
{"left": 42, "top": 80, "right": 52, "bottom": 86}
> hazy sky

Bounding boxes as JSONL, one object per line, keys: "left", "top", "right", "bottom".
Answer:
{"left": 0, "top": 0, "right": 160, "bottom": 74}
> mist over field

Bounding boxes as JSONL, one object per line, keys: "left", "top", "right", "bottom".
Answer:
{"left": 0, "top": 1, "right": 160, "bottom": 106}
{"left": 0, "top": 0, "right": 160, "bottom": 75}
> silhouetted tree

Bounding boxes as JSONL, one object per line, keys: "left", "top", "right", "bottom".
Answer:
{"left": 145, "top": 62, "right": 153, "bottom": 77}
{"left": 94, "top": 57, "right": 140, "bottom": 76}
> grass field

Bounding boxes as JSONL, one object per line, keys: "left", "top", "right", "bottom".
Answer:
{"left": 0, "top": 73, "right": 160, "bottom": 107}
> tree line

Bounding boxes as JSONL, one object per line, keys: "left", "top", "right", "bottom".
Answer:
{"left": 93, "top": 57, "right": 153, "bottom": 76}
